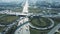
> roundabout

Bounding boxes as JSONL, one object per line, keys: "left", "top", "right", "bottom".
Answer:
{"left": 29, "top": 16, "right": 54, "bottom": 30}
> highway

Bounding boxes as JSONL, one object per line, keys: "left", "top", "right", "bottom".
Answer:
{"left": 3, "top": 21, "right": 18, "bottom": 34}
{"left": 14, "top": 0, "right": 30, "bottom": 34}
{"left": 48, "top": 23, "right": 60, "bottom": 34}
{"left": 0, "top": 0, "right": 60, "bottom": 34}
{"left": 0, "top": 11, "right": 33, "bottom": 16}
{"left": 14, "top": 21, "right": 30, "bottom": 34}
{"left": 14, "top": 17, "right": 30, "bottom": 34}
{"left": 0, "top": 24, "right": 5, "bottom": 26}
{"left": 0, "top": 0, "right": 30, "bottom": 34}
{"left": 0, "top": 10, "right": 60, "bottom": 18}
{"left": 31, "top": 13, "right": 60, "bottom": 18}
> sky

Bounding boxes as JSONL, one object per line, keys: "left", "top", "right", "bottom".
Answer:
{"left": 0, "top": 0, "right": 60, "bottom": 3}
{"left": 0, "top": 0, "right": 24, "bottom": 3}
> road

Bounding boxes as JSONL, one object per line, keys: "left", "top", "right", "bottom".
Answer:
{"left": 0, "top": 0, "right": 60, "bottom": 34}
{"left": 0, "top": 15, "right": 6, "bottom": 18}
{"left": 48, "top": 23, "right": 60, "bottom": 34}
{"left": 14, "top": 0, "right": 30, "bottom": 34}
{"left": 0, "top": 11, "right": 31, "bottom": 16}
{"left": 2, "top": 21, "right": 18, "bottom": 34}
{"left": 14, "top": 21, "right": 30, "bottom": 34}
{"left": 14, "top": 17, "right": 30, "bottom": 34}
{"left": 0, "top": 10, "right": 60, "bottom": 18}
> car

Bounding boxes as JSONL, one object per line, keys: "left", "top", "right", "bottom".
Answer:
{"left": 26, "top": 29, "right": 28, "bottom": 31}
{"left": 20, "top": 17, "right": 24, "bottom": 19}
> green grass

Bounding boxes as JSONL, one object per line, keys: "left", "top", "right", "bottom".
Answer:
{"left": 0, "top": 26, "right": 5, "bottom": 32}
{"left": 29, "top": 8, "right": 42, "bottom": 13}
{"left": 12, "top": 8, "right": 23, "bottom": 12}
{"left": 30, "top": 17, "right": 51, "bottom": 27}
{"left": 0, "top": 14, "right": 5, "bottom": 16}
{"left": 29, "top": 7, "right": 59, "bottom": 14}
{"left": 30, "top": 17, "right": 60, "bottom": 34}
{"left": 30, "top": 27, "right": 50, "bottom": 34}
{"left": 29, "top": 7, "right": 60, "bottom": 34}
{"left": 54, "top": 32, "right": 60, "bottom": 34}
{"left": 0, "top": 14, "right": 3, "bottom": 16}
{"left": 0, "top": 15, "right": 19, "bottom": 25}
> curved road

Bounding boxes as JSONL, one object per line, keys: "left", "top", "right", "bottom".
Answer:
{"left": 29, "top": 18, "right": 54, "bottom": 30}
{"left": 14, "top": 21, "right": 30, "bottom": 34}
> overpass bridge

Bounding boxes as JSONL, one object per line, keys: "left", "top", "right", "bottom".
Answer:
{"left": 0, "top": 10, "right": 60, "bottom": 18}
{"left": 0, "top": 0, "right": 60, "bottom": 34}
{"left": 30, "top": 13, "right": 60, "bottom": 18}
{"left": 0, "top": 10, "right": 33, "bottom": 16}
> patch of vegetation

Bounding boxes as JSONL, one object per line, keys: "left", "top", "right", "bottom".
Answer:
{"left": 30, "top": 27, "right": 50, "bottom": 34}
{"left": 29, "top": 8, "right": 42, "bottom": 13}
{"left": 30, "top": 17, "right": 51, "bottom": 28}
{"left": 0, "top": 15, "right": 19, "bottom": 25}
{"left": 12, "top": 7, "right": 23, "bottom": 12}
{"left": 29, "top": 7, "right": 60, "bottom": 34}
{"left": 0, "top": 26, "right": 5, "bottom": 32}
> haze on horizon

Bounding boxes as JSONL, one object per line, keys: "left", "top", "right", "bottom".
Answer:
{"left": 0, "top": 0, "right": 60, "bottom": 3}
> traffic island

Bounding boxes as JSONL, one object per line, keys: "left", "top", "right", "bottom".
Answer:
{"left": 0, "top": 15, "right": 20, "bottom": 25}
{"left": 29, "top": 17, "right": 54, "bottom": 30}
